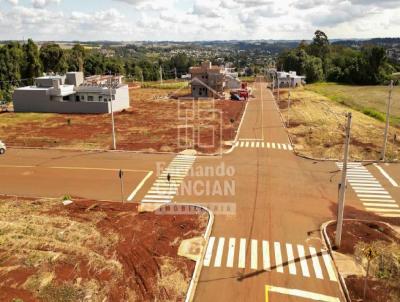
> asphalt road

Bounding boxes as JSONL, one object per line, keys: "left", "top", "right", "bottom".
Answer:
{"left": 1, "top": 78, "right": 399, "bottom": 301}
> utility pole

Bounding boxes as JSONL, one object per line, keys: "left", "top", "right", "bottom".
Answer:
{"left": 159, "top": 66, "right": 163, "bottom": 84}
{"left": 108, "top": 75, "right": 117, "bottom": 150}
{"left": 140, "top": 70, "right": 144, "bottom": 85}
{"left": 381, "top": 80, "right": 394, "bottom": 162}
{"left": 119, "top": 169, "right": 125, "bottom": 203}
{"left": 277, "top": 73, "right": 280, "bottom": 102}
{"left": 272, "top": 73, "right": 275, "bottom": 92}
{"left": 287, "top": 87, "right": 291, "bottom": 128}
{"left": 335, "top": 112, "right": 352, "bottom": 248}
{"left": 174, "top": 67, "right": 177, "bottom": 81}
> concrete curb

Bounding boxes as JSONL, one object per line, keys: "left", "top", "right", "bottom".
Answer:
{"left": 222, "top": 100, "right": 250, "bottom": 156}
{"left": 184, "top": 204, "right": 215, "bottom": 302}
{"left": 321, "top": 220, "right": 351, "bottom": 302}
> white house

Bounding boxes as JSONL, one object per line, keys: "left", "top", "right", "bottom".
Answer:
{"left": 13, "top": 72, "right": 130, "bottom": 114}
{"left": 273, "top": 71, "right": 306, "bottom": 88}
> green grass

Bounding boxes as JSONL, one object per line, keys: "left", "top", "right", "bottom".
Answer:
{"left": 306, "top": 82, "right": 400, "bottom": 126}
{"left": 239, "top": 76, "right": 256, "bottom": 83}
{"left": 141, "top": 81, "right": 189, "bottom": 89}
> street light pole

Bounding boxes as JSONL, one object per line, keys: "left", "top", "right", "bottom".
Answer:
{"left": 335, "top": 112, "right": 352, "bottom": 248}
{"left": 109, "top": 75, "right": 117, "bottom": 150}
{"left": 381, "top": 80, "right": 394, "bottom": 162}
{"left": 287, "top": 87, "right": 291, "bottom": 128}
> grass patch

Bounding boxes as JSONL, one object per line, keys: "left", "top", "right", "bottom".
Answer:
{"left": 141, "top": 81, "right": 189, "bottom": 89}
{"left": 276, "top": 87, "right": 400, "bottom": 160}
{"left": 362, "top": 108, "right": 385, "bottom": 122}
{"left": 306, "top": 82, "right": 400, "bottom": 126}
{"left": 239, "top": 76, "right": 256, "bottom": 83}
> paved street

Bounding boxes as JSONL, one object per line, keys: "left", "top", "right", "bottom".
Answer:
{"left": 1, "top": 79, "right": 399, "bottom": 301}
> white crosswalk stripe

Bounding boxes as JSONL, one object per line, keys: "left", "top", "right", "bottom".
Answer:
{"left": 337, "top": 162, "right": 400, "bottom": 217}
{"left": 235, "top": 140, "right": 293, "bottom": 151}
{"left": 203, "top": 237, "right": 338, "bottom": 282}
{"left": 141, "top": 154, "right": 195, "bottom": 203}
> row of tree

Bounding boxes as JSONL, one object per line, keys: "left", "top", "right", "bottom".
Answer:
{"left": 0, "top": 40, "right": 197, "bottom": 102}
{"left": 277, "top": 30, "right": 398, "bottom": 85}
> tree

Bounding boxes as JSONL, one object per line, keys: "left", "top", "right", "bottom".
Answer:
{"left": 40, "top": 43, "right": 68, "bottom": 74}
{"left": 0, "top": 42, "right": 23, "bottom": 101}
{"left": 309, "top": 30, "right": 330, "bottom": 59}
{"left": 84, "top": 53, "right": 106, "bottom": 76}
{"left": 67, "top": 44, "right": 86, "bottom": 72}
{"left": 304, "top": 56, "right": 324, "bottom": 83}
{"left": 22, "top": 39, "right": 42, "bottom": 83}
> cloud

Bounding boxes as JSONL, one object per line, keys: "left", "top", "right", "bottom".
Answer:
{"left": 32, "top": 0, "right": 61, "bottom": 9}
{"left": 349, "top": 0, "right": 400, "bottom": 8}
{"left": 113, "top": 0, "right": 169, "bottom": 10}
{"left": 292, "top": 0, "right": 327, "bottom": 10}
{"left": 4, "top": 0, "right": 18, "bottom": 5}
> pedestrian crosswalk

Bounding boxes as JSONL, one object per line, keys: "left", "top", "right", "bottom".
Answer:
{"left": 141, "top": 154, "right": 196, "bottom": 203}
{"left": 337, "top": 162, "right": 400, "bottom": 218}
{"left": 203, "top": 237, "right": 338, "bottom": 282}
{"left": 234, "top": 140, "right": 293, "bottom": 151}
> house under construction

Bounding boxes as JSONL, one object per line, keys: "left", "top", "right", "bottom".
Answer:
{"left": 189, "top": 61, "right": 225, "bottom": 98}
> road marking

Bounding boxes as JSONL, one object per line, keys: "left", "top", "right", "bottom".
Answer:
{"left": 274, "top": 242, "right": 283, "bottom": 273}
{"left": 267, "top": 142, "right": 271, "bottom": 148}
{"left": 358, "top": 194, "right": 392, "bottom": 199}
{"left": 321, "top": 250, "right": 338, "bottom": 281}
{"left": 297, "top": 244, "right": 310, "bottom": 277}
{"left": 360, "top": 198, "right": 396, "bottom": 203}
{"left": 238, "top": 238, "right": 246, "bottom": 269}
{"left": 309, "top": 247, "right": 323, "bottom": 279}
{"left": 374, "top": 163, "right": 399, "bottom": 187}
{"left": 272, "top": 143, "right": 276, "bottom": 149}
{"left": 251, "top": 239, "right": 258, "bottom": 270}
{"left": 251, "top": 142, "right": 255, "bottom": 148}
{"left": 0, "top": 164, "right": 152, "bottom": 173}
{"left": 277, "top": 143, "right": 281, "bottom": 150}
{"left": 265, "top": 285, "right": 340, "bottom": 302}
{"left": 256, "top": 142, "right": 260, "bottom": 148}
{"left": 214, "top": 237, "right": 225, "bottom": 267}
{"left": 366, "top": 208, "right": 400, "bottom": 213}
{"left": 261, "top": 142, "right": 265, "bottom": 148}
{"left": 203, "top": 238, "right": 339, "bottom": 282}
{"left": 204, "top": 237, "right": 215, "bottom": 267}
{"left": 363, "top": 203, "right": 399, "bottom": 208}
{"left": 226, "top": 238, "right": 235, "bottom": 268}
{"left": 282, "top": 144, "right": 287, "bottom": 150}
{"left": 262, "top": 240, "right": 270, "bottom": 270}
{"left": 245, "top": 142, "right": 249, "bottom": 148}
{"left": 286, "top": 243, "right": 296, "bottom": 275}
{"left": 141, "top": 154, "right": 195, "bottom": 204}
{"left": 127, "top": 171, "right": 153, "bottom": 201}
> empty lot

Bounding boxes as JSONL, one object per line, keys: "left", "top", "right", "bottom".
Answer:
{"left": 0, "top": 84, "right": 246, "bottom": 154}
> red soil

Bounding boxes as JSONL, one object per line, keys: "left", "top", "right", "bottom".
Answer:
{"left": 0, "top": 198, "right": 208, "bottom": 302}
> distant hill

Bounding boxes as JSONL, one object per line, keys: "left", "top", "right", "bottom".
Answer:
{"left": 332, "top": 38, "right": 400, "bottom": 48}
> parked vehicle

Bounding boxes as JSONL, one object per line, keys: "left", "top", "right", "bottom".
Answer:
{"left": 0, "top": 141, "right": 6, "bottom": 155}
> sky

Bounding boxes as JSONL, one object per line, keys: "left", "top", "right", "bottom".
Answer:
{"left": 0, "top": 0, "right": 400, "bottom": 41}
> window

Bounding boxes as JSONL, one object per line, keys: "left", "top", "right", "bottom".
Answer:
{"left": 76, "top": 96, "right": 80, "bottom": 102}
{"left": 112, "top": 95, "right": 115, "bottom": 100}
{"left": 98, "top": 96, "right": 103, "bottom": 102}
{"left": 88, "top": 96, "right": 94, "bottom": 102}
{"left": 63, "top": 95, "right": 69, "bottom": 101}
{"left": 80, "top": 95, "right": 85, "bottom": 100}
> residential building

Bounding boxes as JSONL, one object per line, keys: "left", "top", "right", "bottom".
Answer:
{"left": 13, "top": 72, "right": 130, "bottom": 114}
{"left": 189, "top": 61, "right": 225, "bottom": 98}
{"left": 225, "top": 68, "right": 241, "bottom": 89}
{"left": 271, "top": 70, "right": 306, "bottom": 88}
